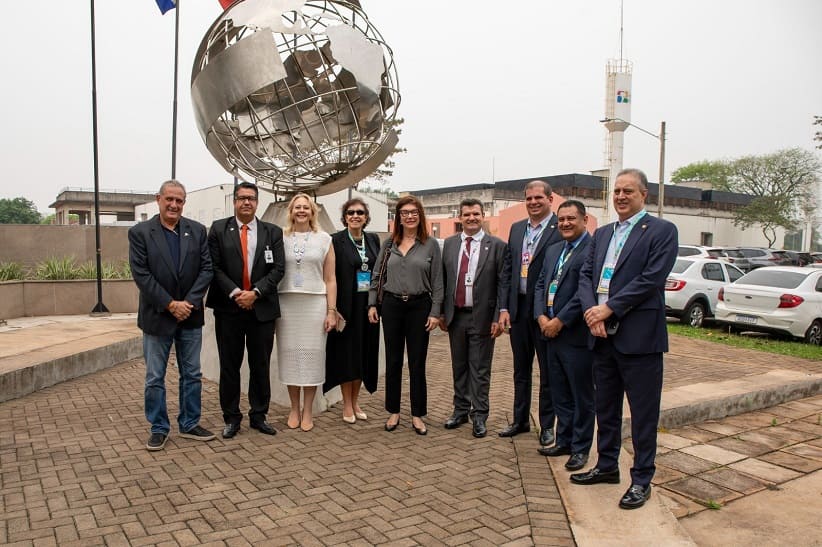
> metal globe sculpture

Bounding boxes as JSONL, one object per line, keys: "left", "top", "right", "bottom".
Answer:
{"left": 191, "top": 0, "right": 400, "bottom": 196}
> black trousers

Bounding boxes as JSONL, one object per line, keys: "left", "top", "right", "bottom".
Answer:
{"left": 509, "top": 295, "right": 554, "bottom": 429}
{"left": 381, "top": 294, "right": 431, "bottom": 416}
{"left": 214, "top": 310, "right": 275, "bottom": 425}
{"left": 545, "top": 340, "right": 595, "bottom": 453}
{"left": 448, "top": 310, "right": 495, "bottom": 418}
{"left": 592, "top": 339, "right": 663, "bottom": 486}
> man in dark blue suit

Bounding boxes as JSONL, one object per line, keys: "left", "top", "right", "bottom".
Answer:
{"left": 533, "top": 200, "right": 594, "bottom": 472}
{"left": 498, "top": 180, "right": 562, "bottom": 444}
{"left": 571, "top": 168, "right": 678, "bottom": 510}
{"left": 129, "top": 180, "right": 215, "bottom": 451}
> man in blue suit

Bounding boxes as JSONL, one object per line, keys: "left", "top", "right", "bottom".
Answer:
{"left": 571, "top": 168, "right": 678, "bottom": 510}
{"left": 498, "top": 180, "right": 562, "bottom": 444}
{"left": 129, "top": 180, "right": 215, "bottom": 451}
{"left": 533, "top": 200, "right": 594, "bottom": 472}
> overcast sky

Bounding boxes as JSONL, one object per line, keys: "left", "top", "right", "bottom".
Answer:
{"left": 1, "top": 0, "right": 820, "bottom": 214}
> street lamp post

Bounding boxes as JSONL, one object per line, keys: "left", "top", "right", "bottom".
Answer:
{"left": 600, "top": 117, "right": 667, "bottom": 218}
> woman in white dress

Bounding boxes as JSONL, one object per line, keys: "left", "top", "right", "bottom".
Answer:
{"left": 277, "top": 193, "right": 337, "bottom": 431}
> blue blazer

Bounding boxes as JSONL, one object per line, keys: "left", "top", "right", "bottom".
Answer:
{"left": 578, "top": 214, "right": 678, "bottom": 354}
{"left": 500, "top": 214, "right": 561, "bottom": 322}
{"left": 128, "top": 215, "right": 213, "bottom": 336}
{"left": 534, "top": 234, "right": 591, "bottom": 347}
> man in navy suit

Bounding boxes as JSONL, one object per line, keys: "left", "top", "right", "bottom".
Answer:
{"left": 207, "top": 182, "right": 285, "bottom": 439}
{"left": 533, "top": 200, "right": 594, "bottom": 472}
{"left": 129, "top": 180, "right": 215, "bottom": 451}
{"left": 571, "top": 168, "right": 678, "bottom": 510}
{"left": 498, "top": 180, "right": 562, "bottom": 444}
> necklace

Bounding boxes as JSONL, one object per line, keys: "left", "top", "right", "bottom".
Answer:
{"left": 348, "top": 230, "right": 369, "bottom": 271}
{"left": 292, "top": 232, "right": 310, "bottom": 266}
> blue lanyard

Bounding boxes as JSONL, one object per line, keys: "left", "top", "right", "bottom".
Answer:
{"left": 612, "top": 211, "right": 646, "bottom": 262}
{"left": 525, "top": 222, "right": 545, "bottom": 250}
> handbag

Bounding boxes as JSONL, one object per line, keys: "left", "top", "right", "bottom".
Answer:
{"left": 376, "top": 240, "right": 392, "bottom": 311}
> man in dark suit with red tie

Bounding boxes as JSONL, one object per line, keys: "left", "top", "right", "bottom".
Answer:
{"left": 572, "top": 168, "right": 678, "bottom": 510}
{"left": 533, "top": 200, "right": 594, "bottom": 472}
{"left": 498, "top": 180, "right": 563, "bottom": 444}
{"left": 207, "top": 182, "right": 285, "bottom": 439}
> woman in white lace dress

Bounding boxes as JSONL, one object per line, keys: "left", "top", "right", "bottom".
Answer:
{"left": 276, "top": 193, "right": 337, "bottom": 431}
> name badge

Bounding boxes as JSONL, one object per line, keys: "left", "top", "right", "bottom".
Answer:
{"left": 597, "top": 265, "right": 615, "bottom": 294}
{"left": 356, "top": 270, "right": 371, "bottom": 292}
{"left": 520, "top": 252, "right": 530, "bottom": 278}
{"left": 547, "top": 280, "right": 558, "bottom": 307}
{"left": 464, "top": 273, "right": 473, "bottom": 287}
{"left": 264, "top": 249, "right": 274, "bottom": 264}
{"left": 293, "top": 272, "right": 304, "bottom": 288}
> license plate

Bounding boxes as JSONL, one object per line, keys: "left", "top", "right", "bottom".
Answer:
{"left": 736, "top": 314, "right": 758, "bottom": 325}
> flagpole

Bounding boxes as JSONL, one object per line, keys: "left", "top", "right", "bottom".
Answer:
{"left": 89, "top": 0, "right": 109, "bottom": 315}
{"left": 171, "top": 0, "right": 180, "bottom": 179}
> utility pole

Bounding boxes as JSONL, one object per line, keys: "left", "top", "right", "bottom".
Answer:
{"left": 658, "top": 121, "right": 666, "bottom": 218}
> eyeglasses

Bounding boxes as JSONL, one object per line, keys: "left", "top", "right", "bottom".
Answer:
{"left": 399, "top": 209, "right": 419, "bottom": 218}
{"left": 345, "top": 210, "right": 366, "bottom": 216}
{"left": 235, "top": 196, "right": 258, "bottom": 203}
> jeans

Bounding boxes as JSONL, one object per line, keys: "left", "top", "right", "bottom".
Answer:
{"left": 143, "top": 327, "right": 203, "bottom": 434}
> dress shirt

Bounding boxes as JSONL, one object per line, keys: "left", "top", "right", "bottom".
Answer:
{"left": 597, "top": 209, "right": 646, "bottom": 305}
{"left": 369, "top": 236, "right": 444, "bottom": 316}
{"left": 229, "top": 217, "right": 258, "bottom": 297}
{"left": 520, "top": 214, "right": 554, "bottom": 294}
{"left": 457, "top": 229, "right": 485, "bottom": 307}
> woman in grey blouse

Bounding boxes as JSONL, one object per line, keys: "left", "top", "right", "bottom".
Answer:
{"left": 368, "top": 196, "right": 443, "bottom": 435}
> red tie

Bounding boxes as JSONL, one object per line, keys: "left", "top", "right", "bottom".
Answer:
{"left": 455, "top": 236, "right": 472, "bottom": 308}
{"left": 240, "top": 224, "right": 251, "bottom": 290}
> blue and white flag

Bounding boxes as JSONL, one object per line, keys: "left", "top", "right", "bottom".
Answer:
{"left": 155, "top": 0, "right": 176, "bottom": 14}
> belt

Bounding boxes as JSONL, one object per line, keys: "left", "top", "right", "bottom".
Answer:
{"left": 455, "top": 307, "right": 473, "bottom": 313}
{"left": 385, "top": 292, "right": 429, "bottom": 302}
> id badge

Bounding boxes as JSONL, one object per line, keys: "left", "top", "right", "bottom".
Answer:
{"left": 264, "top": 249, "right": 274, "bottom": 264}
{"left": 294, "top": 272, "right": 304, "bottom": 288}
{"left": 520, "top": 252, "right": 530, "bottom": 278}
{"left": 547, "top": 280, "right": 558, "bottom": 307}
{"left": 464, "top": 273, "right": 473, "bottom": 287}
{"left": 356, "top": 270, "right": 371, "bottom": 292}
{"left": 597, "top": 265, "right": 614, "bottom": 294}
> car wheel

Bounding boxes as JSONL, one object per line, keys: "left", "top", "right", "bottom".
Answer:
{"left": 683, "top": 301, "right": 706, "bottom": 328}
{"left": 804, "top": 320, "right": 822, "bottom": 346}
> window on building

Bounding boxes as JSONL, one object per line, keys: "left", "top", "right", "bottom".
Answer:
{"left": 431, "top": 223, "right": 440, "bottom": 238}
{"left": 700, "top": 232, "right": 713, "bottom": 246}
{"left": 454, "top": 222, "right": 463, "bottom": 233}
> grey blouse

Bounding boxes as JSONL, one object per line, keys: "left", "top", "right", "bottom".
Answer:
{"left": 369, "top": 236, "right": 444, "bottom": 316}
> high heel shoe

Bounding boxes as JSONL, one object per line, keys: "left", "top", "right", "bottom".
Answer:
{"left": 342, "top": 414, "right": 356, "bottom": 424}
{"left": 354, "top": 410, "right": 368, "bottom": 420}
{"left": 412, "top": 418, "right": 427, "bottom": 436}
{"left": 384, "top": 415, "right": 400, "bottom": 432}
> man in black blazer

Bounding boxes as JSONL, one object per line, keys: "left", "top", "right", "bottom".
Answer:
{"left": 572, "top": 168, "right": 678, "bottom": 510}
{"left": 128, "top": 180, "right": 215, "bottom": 451}
{"left": 533, "top": 200, "right": 594, "bottom": 472}
{"left": 498, "top": 180, "right": 562, "bottom": 444}
{"left": 440, "top": 199, "right": 508, "bottom": 438}
{"left": 206, "top": 182, "right": 285, "bottom": 439}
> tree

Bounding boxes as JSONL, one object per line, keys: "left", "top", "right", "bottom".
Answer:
{"left": 672, "top": 149, "right": 821, "bottom": 247}
{"left": 0, "top": 197, "right": 41, "bottom": 224}
{"left": 814, "top": 115, "right": 821, "bottom": 149}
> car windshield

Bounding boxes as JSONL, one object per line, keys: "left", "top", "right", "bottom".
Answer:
{"left": 724, "top": 249, "right": 744, "bottom": 258}
{"left": 707, "top": 249, "right": 725, "bottom": 258}
{"left": 671, "top": 259, "right": 694, "bottom": 274}
{"left": 738, "top": 269, "right": 808, "bottom": 289}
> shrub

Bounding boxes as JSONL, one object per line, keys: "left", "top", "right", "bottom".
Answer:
{"left": 33, "top": 257, "right": 81, "bottom": 280}
{"left": 0, "top": 261, "right": 24, "bottom": 281}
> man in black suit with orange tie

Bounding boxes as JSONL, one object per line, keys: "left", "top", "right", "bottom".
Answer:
{"left": 533, "top": 200, "right": 594, "bottom": 472}
{"left": 498, "top": 180, "right": 562, "bottom": 444}
{"left": 207, "top": 182, "right": 285, "bottom": 438}
{"left": 572, "top": 168, "right": 678, "bottom": 510}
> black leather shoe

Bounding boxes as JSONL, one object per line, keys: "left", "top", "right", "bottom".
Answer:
{"left": 222, "top": 423, "right": 241, "bottom": 439}
{"left": 444, "top": 414, "right": 469, "bottom": 429}
{"left": 250, "top": 421, "right": 277, "bottom": 435}
{"left": 619, "top": 484, "right": 651, "bottom": 509}
{"left": 565, "top": 453, "right": 589, "bottom": 471}
{"left": 570, "top": 467, "right": 621, "bottom": 485}
{"left": 537, "top": 444, "right": 571, "bottom": 457}
{"left": 498, "top": 423, "right": 530, "bottom": 437}
{"left": 539, "top": 427, "right": 555, "bottom": 446}
{"left": 472, "top": 417, "right": 487, "bottom": 438}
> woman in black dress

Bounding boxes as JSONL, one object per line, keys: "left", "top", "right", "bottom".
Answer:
{"left": 324, "top": 198, "right": 381, "bottom": 423}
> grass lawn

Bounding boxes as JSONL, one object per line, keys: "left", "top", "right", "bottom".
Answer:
{"left": 668, "top": 322, "right": 822, "bottom": 361}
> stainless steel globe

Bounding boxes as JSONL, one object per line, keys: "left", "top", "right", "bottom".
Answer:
{"left": 191, "top": 0, "right": 400, "bottom": 196}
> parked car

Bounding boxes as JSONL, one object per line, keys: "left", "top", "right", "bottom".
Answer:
{"left": 714, "top": 266, "right": 822, "bottom": 345}
{"left": 735, "top": 247, "right": 791, "bottom": 269}
{"left": 783, "top": 250, "right": 813, "bottom": 267}
{"left": 716, "top": 247, "right": 752, "bottom": 272}
{"left": 811, "top": 252, "right": 822, "bottom": 264}
{"left": 665, "top": 257, "right": 745, "bottom": 327}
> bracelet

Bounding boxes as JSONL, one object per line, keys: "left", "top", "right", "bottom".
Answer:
{"left": 327, "top": 307, "right": 337, "bottom": 312}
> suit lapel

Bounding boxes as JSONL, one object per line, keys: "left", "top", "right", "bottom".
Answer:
{"left": 615, "top": 215, "right": 651, "bottom": 272}
{"left": 596, "top": 223, "right": 616, "bottom": 276}
{"left": 149, "top": 218, "right": 178, "bottom": 277}
{"left": 251, "top": 219, "right": 266, "bottom": 269}
{"left": 557, "top": 237, "right": 588, "bottom": 290}
{"left": 532, "top": 213, "right": 557, "bottom": 260}
{"left": 472, "top": 236, "right": 490, "bottom": 280}
{"left": 178, "top": 219, "right": 192, "bottom": 273}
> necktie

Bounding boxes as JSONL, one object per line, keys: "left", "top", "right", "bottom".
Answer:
{"left": 240, "top": 224, "right": 251, "bottom": 290}
{"left": 455, "top": 236, "right": 472, "bottom": 308}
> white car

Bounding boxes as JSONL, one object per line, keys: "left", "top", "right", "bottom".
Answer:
{"left": 714, "top": 266, "right": 822, "bottom": 345}
{"left": 665, "top": 257, "right": 745, "bottom": 327}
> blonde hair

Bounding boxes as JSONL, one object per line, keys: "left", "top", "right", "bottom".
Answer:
{"left": 284, "top": 192, "right": 319, "bottom": 235}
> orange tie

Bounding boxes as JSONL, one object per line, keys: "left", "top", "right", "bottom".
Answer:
{"left": 240, "top": 224, "right": 251, "bottom": 290}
